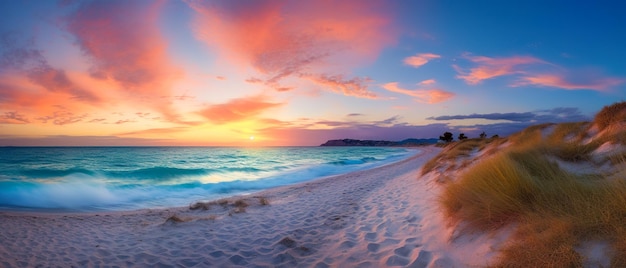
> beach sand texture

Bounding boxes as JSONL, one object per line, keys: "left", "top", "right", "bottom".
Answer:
{"left": 0, "top": 146, "right": 504, "bottom": 267}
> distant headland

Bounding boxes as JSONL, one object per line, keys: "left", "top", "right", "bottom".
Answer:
{"left": 320, "top": 138, "right": 439, "bottom": 147}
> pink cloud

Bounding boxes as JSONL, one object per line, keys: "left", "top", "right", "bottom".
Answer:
{"left": 245, "top": 77, "right": 263, "bottom": 84}
{"left": 301, "top": 74, "right": 378, "bottom": 99}
{"left": 418, "top": 79, "right": 436, "bottom": 85}
{"left": 454, "top": 54, "right": 544, "bottom": 84}
{"left": 513, "top": 73, "right": 624, "bottom": 91}
{"left": 65, "top": 0, "right": 181, "bottom": 119}
{"left": 0, "top": 34, "right": 101, "bottom": 105}
{"left": 197, "top": 95, "right": 283, "bottom": 124}
{"left": 382, "top": 82, "right": 454, "bottom": 104}
{"left": 455, "top": 54, "right": 624, "bottom": 91}
{"left": 187, "top": 0, "right": 396, "bottom": 97}
{"left": 27, "top": 65, "right": 99, "bottom": 102}
{"left": 404, "top": 53, "right": 440, "bottom": 68}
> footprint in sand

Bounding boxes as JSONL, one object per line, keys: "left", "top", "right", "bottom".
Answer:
{"left": 408, "top": 250, "right": 432, "bottom": 268}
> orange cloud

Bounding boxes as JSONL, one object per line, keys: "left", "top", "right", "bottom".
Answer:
{"left": 455, "top": 54, "right": 544, "bottom": 84}
{"left": 36, "top": 110, "right": 88, "bottom": 125}
{"left": 301, "top": 74, "right": 378, "bottom": 99}
{"left": 0, "top": 111, "right": 30, "bottom": 124}
{"left": 65, "top": 0, "right": 181, "bottom": 119}
{"left": 0, "top": 34, "right": 101, "bottom": 107}
{"left": 455, "top": 53, "right": 624, "bottom": 91}
{"left": 198, "top": 96, "right": 283, "bottom": 124}
{"left": 513, "top": 74, "right": 624, "bottom": 91}
{"left": 187, "top": 0, "right": 395, "bottom": 97}
{"left": 404, "top": 53, "right": 440, "bottom": 68}
{"left": 0, "top": 75, "right": 95, "bottom": 121}
{"left": 382, "top": 82, "right": 454, "bottom": 104}
{"left": 27, "top": 66, "right": 99, "bottom": 103}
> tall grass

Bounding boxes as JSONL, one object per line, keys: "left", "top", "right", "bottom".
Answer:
{"left": 440, "top": 145, "right": 626, "bottom": 266}
{"left": 435, "top": 102, "right": 626, "bottom": 266}
{"left": 594, "top": 101, "right": 626, "bottom": 130}
{"left": 421, "top": 138, "right": 503, "bottom": 175}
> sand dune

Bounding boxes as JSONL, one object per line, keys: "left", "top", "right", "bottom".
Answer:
{"left": 0, "top": 146, "right": 503, "bottom": 267}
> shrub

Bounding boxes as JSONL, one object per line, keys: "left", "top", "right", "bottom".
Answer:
{"left": 439, "top": 132, "right": 453, "bottom": 143}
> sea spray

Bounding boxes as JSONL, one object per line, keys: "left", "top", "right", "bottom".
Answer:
{"left": 0, "top": 147, "right": 418, "bottom": 211}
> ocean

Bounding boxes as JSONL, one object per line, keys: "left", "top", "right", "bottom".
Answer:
{"left": 0, "top": 147, "right": 417, "bottom": 211}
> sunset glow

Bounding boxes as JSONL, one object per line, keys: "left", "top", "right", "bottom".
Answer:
{"left": 0, "top": 0, "right": 624, "bottom": 146}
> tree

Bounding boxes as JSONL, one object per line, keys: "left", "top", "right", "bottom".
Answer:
{"left": 479, "top": 132, "right": 487, "bottom": 139}
{"left": 458, "top": 133, "right": 468, "bottom": 140}
{"left": 439, "top": 132, "right": 453, "bottom": 143}
{"left": 492, "top": 134, "right": 499, "bottom": 139}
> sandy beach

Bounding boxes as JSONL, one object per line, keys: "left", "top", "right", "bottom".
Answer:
{"left": 0, "top": 146, "right": 506, "bottom": 267}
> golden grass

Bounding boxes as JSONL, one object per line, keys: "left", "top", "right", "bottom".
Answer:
{"left": 440, "top": 142, "right": 626, "bottom": 266}
{"left": 594, "top": 101, "right": 626, "bottom": 130}
{"left": 546, "top": 121, "right": 589, "bottom": 143}
{"left": 422, "top": 138, "right": 504, "bottom": 175}
{"left": 433, "top": 102, "right": 626, "bottom": 266}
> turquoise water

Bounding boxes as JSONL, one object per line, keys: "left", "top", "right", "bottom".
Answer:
{"left": 0, "top": 147, "right": 417, "bottom": 211}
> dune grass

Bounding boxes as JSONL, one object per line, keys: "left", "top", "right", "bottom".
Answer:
{"left": 434, "top": 102, "right": 626, "bottom": 266}
{"left": 421, "top": 137, "right": 504, "bottom": 175}
{"left": 594, "top": 101, "right": 626, "bottom": 130}
{"left": 440, "top": 142, "right": 626, "bottom": 266}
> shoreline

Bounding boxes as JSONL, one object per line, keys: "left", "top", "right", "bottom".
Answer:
{"left": 0, "top": 145, "right": 500, "bottom": 267}
{"left": 0, "top": 146, "right": 421, "bottom": 213}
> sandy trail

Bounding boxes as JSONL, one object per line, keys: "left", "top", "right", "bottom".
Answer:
{"left": 0, "top": 146, "right": 500, "bottom": 267}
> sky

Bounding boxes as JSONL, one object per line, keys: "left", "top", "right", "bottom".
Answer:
{"left": 0, "top": 0, "right": 624, "bottom": 146}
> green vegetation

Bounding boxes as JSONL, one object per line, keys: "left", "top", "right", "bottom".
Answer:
{"left": 434, "top": 102, "right": 626, "bottom": 266}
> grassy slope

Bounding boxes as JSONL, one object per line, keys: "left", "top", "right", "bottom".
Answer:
{"left": 426, "top": 102, "right": 626, "bottom": 267}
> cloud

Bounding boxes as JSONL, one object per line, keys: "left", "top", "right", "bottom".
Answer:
{"left": 245, "top": 77, "right": 263, "bottom": 84}
{"left": 455, "top": 53, "right": 623, "bottom": 91}
{"left": 374, "top": 116, "right": 401, "bottom": 125}
{"left": 428, "top": 112, "right": 536, "bottom": 122}
{"left": 88, "top": 118, "right": 106, "bottom": 123}
{"left": 454, "top": 54, "right": 544, "bottom": 84}
{"left": 64, "top": 0, "right": 181, "bottom": 120}
{"left": 418, "top": 79, "right": 436, "bottom": 85}
{"left": 512, "top": 73, "right": 623, "bottom": 91}
{"left": 0, "top": 135, "right": 173, "bottom": 146}
{"left": 198, "top": 95, "right": 283, "bottom": 124}
{"left": 0, "top": 111, "right": 30, "bottom": 124}
{"left": 114, "top": 119, "right": 134, "bottom": 125}
{"left": 0, "top": 33, "right": 100, "bottom": 103}
{"left": 302, "top": 74, "right": 378, "bottom": 99}
{"left": 403, "top": 53, "right": 440, "bottom": 68}
{"left": 27, "top": 65, "right": 99, "bottom": 102}
{"left": 275, "top": 87, "right": 294, "bottom": 92}
{"left": 382, "top": 82, "right": 454, "bottom": 104}
{"left": 428, "top": 107, "right": 589, "bottom": 123}
{"left": 187, "top": 0, "right": 395, "bottom": 97}
{"left": 117, "top": 127, "right": 188, "bottom": 136}
{"left": 36, "top": 110, "right": 87, "bottom": 125}
{"left": 65, "top": 0, "right": 175, "bottom": 90}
